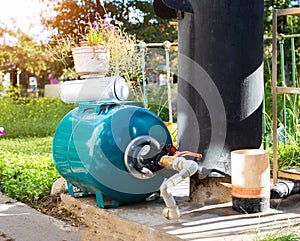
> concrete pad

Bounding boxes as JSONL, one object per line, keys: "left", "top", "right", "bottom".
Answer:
{"left": 59, "top": 180, "right": 300, "bottom": 241}
{"left": 1, "top": 179, "right": 300, "bottom": 241}
{"left": 0, "top": 193, "right": 81, "bottom": 241}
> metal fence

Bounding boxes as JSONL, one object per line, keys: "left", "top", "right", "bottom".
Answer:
{"left": 271, "top": 8, "right": 300, "bottom": 183}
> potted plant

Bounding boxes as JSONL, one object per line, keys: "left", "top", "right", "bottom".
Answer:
{"left": 71, "top": 46, "right": 110, "bottom": 76}
{"left": 71, "top": 13, "right": 112, "bottom": 76}
{"left": 47, "top": 6, "right": 142, "bottom": 82}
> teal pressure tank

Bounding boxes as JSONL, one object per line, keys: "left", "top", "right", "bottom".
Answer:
{"left": 52, "top": 103, "right": 172, "bottom": 204}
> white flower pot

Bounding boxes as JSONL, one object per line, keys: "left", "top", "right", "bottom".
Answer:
{"left": 72, "top": 46, "right": 110, "bottom": 75}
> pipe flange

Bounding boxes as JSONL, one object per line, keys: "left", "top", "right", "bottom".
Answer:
{"left": 124, "top": 136, "right": 161, "bottom": 179}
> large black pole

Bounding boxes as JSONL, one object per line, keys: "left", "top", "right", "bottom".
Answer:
{"left": 154, "top": 0, "right": 264, "bottom": 173}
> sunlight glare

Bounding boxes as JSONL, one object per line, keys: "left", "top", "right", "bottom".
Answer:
{"left": 0, "top": 0, "right": 50, "bottom": 41}
{"left": 0, "top": 0, "right": 43, "bottom": 25}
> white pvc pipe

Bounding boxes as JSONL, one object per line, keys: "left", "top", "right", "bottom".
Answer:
{"left": 59, "top": 76, "right": 129, "bottom": 103}
{"left": 159, "top": 156, "right": 198, "bottom": 220}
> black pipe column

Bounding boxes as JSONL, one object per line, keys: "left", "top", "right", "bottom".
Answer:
{"left": 154, "top": 0, "right": 264, "bottom": 174}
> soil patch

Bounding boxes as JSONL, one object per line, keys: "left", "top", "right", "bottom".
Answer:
{"left": 36, "top": 194, "right": 87, "bottom": 228}
{"left": 0, "top": 231, "right": 15, "bottom": 241}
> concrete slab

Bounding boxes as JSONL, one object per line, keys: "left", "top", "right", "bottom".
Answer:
{"left": 0, "top": 192, "right": 82, "bottom": 241}
{"left": 1, "top": 179, "right": 300, "bottom": 241}
{"left": 59, "top": 180, "right": 300, "bottom": 241}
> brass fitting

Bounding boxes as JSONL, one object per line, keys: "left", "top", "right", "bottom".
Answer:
{"left": 159, "top": 155, "right": 174, "bottom": 168}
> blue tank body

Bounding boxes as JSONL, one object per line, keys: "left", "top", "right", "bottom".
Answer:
{"left": 52, "top": 103, "right": 172, "bottom": 203}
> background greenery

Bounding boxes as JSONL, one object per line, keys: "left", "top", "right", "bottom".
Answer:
{"left": 0, "top": 96, "right": 75, "bottom": 138}
{"left": 0, "top": 96, "right": 74, "bottom": 205}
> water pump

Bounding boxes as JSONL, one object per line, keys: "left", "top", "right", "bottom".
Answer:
{"left": 52, "top": 77, "right": 175, "bottom": 206}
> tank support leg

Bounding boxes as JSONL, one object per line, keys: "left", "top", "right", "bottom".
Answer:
{"left": 95, "top": 192, "right": 119, "bottom": 209}
{"left": 67, "top": 182, "right": 89, "bottom": 197}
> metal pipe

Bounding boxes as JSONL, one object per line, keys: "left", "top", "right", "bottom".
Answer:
{"left": 291, "top": 37, "right": 298, "bottom": 140}
{"left": 159, "top": 156, "right": 198, "bottom": 220}
{"left": 276, "top": 33, "right": 300, "bottom": 39}
{"left": 272, "top": 9, "right": 279, "bottom": 184}
{"left": 135, "top": 42, "right": 178, "bottom": 48}
{"left": 139, "top": 41, "right": 148, "bottom": 108}
{"left": 262, "top": 93, "right": 267, "bottom": 149}
{"left": 291, "top": 37, "right": 296, "bottom": 88}
{"left": 163, "top": 40, "right": 173, "bottom": 123}
{"left": 279, "top": 38, "right": 287, "bottom": 143}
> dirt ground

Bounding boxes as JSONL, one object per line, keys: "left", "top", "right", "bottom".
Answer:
{"left": 36, "top": 194, "right": 87, "bottom": 229}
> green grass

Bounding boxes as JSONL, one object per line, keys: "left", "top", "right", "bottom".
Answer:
{"left": 0, "top": 136, "right": 60, "bottom": 206}
{"left": 277, "top": 141, "right": 300, "bottom": 169}
{"left": 255, "top": 229, "right": 300, "bottom": 241}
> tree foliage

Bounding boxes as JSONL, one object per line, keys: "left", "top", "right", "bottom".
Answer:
{"left": 0, "top": 25, "right": 49, "bottom": 88}
{"left": 104, "top": 0, "right": 177, "bottom": 42}
{"left": 41, "top": 0, "right": 178, "bottom": 43}
{"left": 264, "top": 0, "right": 291, "bottom": 35}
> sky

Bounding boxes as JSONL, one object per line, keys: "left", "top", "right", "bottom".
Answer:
{"left": 0, "top": 0, "right": 51, "bottom": 42}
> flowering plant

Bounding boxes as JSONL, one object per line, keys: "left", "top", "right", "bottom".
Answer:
{"left": 0, "top": 127, "right": 5, "bottom": 136}
{"left": 82, "top": 13, "right": 111, "bottom": 46}
{"left": 81, "top": 12, "right": 140, "bottom": 78}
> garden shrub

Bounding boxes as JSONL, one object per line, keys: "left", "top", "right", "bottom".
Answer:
{"left": 0, "top": 97, "right": 76, "bottom": 138}
{"left": 0, "top": 137, "right": 60, "bottom": 206}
